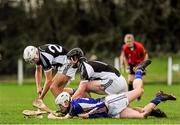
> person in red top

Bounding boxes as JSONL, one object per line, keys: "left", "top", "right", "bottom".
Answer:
{"left": 120, "top": 34, "right": 149, "bottom": 92}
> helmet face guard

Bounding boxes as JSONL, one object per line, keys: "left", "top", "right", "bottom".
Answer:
{"left": 55, "top": 92, "right": 70, "bottom": 108}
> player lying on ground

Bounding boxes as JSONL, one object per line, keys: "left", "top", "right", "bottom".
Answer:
{"left": 51, "top": 90, "right": 176, "bottom": 119}
{"left": 49, "top": 63, "right": 176, "bottom": 119}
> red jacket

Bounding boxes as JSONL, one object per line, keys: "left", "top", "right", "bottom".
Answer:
{"left": 122, "top": 41, "right": 146, "bottom": 65}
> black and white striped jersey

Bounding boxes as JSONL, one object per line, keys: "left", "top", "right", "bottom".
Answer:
{"left": 79, "top": 61, "right": 120, "bottom": 80}
{"left": 36, "top": 44, "right": 68, "bottom": 71}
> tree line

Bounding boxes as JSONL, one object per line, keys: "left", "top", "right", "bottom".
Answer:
{"left": 0, "top": 0, "right": 179, "bottom": 74}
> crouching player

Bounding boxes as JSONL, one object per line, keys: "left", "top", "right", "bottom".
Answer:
{"left": 49, "top": 62, "right": 176, "bottom": 119}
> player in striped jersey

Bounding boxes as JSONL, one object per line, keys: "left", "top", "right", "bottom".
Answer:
{"left": 23, "top": 44, "right": 78, "bottom": 101}
{"left": 66, "top": 48, "right": 128, "bottom": 99}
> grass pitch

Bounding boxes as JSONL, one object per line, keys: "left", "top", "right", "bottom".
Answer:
{"left": 0, "top": 57, "right": 180, "bottom": 124}
{"left": 0, "top": 83, "right": 180, "bottom": 124}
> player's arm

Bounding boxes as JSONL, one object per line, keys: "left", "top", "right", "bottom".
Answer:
{"left": 61, "top": 113, "right": 73, "bottom": 119}
{"left": 119, "top": 51, "right": 125, "bottom": 70}
{"left": 48, "top": 113, "right": 73, "bottom": 119}
{"left": 35, "top": 65, "right": 43, "bottom": 96}
{"left": 78, "top": 107, "right": 98, "bottom": 119}
{"left": 78, "top": 102, "right": 108, "bottom": 119}
{"left": 71, "top": 80, "right": 87, "bottom": 99}
{"left": 123, "top": 55, "right": 129, "bottom": 70}
{"left": 39, "top": 69, "right": 53, "bottom": 99}
{"left": 72, "top": 63, "right": 91, "bottom": 99}
{"left": 121, "top": 51, "right": 129, "bottom": 73}
{"left": 140, "top": 45, "right": 149, "bottom": 61}
{"left": 144, "top": 49, "right": 149, "bottom": 61}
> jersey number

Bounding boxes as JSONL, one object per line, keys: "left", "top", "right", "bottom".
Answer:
{"left": 48, "top": 45, "right": 62, "bottom": 53}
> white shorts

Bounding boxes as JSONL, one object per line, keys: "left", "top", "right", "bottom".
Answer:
{"left": 105, "top": 93, "right": 129, "bottom": 118}
{"left": 101, "top": 75, "right": 128, "bottom": 95}
{"left": 57, "top": 64, "right": 77, "bottom": 81}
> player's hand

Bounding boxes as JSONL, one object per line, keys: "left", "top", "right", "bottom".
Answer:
{"left": 78, "top": 113, "right": 89, "bottom": 119}
{"left": 32, "top": 98, "right": 44, "bottom": 109}
{"left": 37, "top": 87, "right": 43, "bottom": 96}
{"left": 48, "top": 113, "right": 63, "bottom": 119}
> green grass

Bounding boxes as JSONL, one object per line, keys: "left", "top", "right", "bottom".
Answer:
{"left": 0, "top": 83, "right": 180, "bottom": 124}
{"left": 0, "top": 57, "right": 180, "bottom": 124}
{"left": 121, "top": 57, "right": 180, "bottom": 84}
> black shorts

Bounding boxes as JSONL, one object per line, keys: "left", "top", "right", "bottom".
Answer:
{"left": 129, "top": 64, "right": 137, "bottom": 75}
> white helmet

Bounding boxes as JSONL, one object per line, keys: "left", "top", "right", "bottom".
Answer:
{"left": 23, "top": 46, "right": 38, "bottom": 63}
{"left": 55, "top": 92, "right": 70, "bottom": 107}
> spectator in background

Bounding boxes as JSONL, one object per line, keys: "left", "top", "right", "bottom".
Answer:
{"left": 120, "top": 34, "right": 149, "bottom": 92}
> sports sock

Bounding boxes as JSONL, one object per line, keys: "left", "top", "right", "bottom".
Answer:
{"left": 150, "top": 95, "right": 164, "bottom": 105}
{"left": 135, "top": 70, "right": 142, "bottom": 79}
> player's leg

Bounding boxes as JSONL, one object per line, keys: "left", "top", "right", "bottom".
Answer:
{"left": 85, "top": 80, "right": 107, "bottom": 95}
{"left": 104, "top": 75, "right": 128, "bottom": 95}
{"left": 125, "top": 59, "right": 152, "bottom": 102}
{"left": 125, "top": 60, "right": 151, "bottom": 102}
{"left": 50, "top": 73, "right": 70, "bottom": 97}
{"left": 120, "top": 107, "right": 145, "bottom": 118}
{"left": 50, "top": 64, "right": 78, "bottom": 97}
{"left": 132, "top": 59, "right": 151, "bottom": 90}
{"left": 127, "top": 74, "right": 134, "bottom": 91}
{"left": 132, "top": 107, "right": 167, "bottom": 118}
{"left": 120, "top": 91, "right": 176, "bottom": 119}
{"left": 149, "top": 108, "right": 167, "bottom": 118}
{"left": 63, "top": 88, "right": 77, "bottom": 95}
{"left": 120, "top": 106, "right": 164, "bottom": 119}
{"left": 125, "top": 79, "right": 144, "bottom": 103}
{"left": 128, "top": 64, "right": 135, "bottom": 91}
{"left": 63, "top": 88, "right": 91, "bottom": 98}
{"left": 142, "top": 91, "right": 176, "bottom": 117}
{"left": 85, "top": 77, "right": 127, "bottom": 95}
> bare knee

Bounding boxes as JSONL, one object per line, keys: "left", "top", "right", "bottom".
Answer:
{"left": 134, "top": 87, "right": 144, "bottom": 98}
{"left": 51, "top": 75, "right": 69, "bottom": 89}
